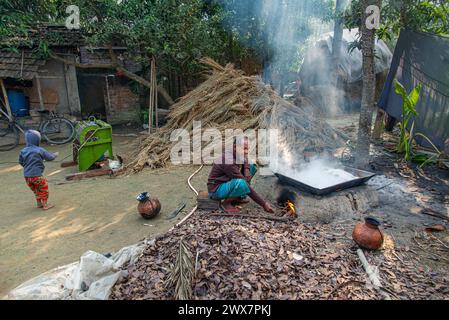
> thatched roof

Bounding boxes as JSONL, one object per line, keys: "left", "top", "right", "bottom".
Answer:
{"left": 1, "top": 24, "right": 83, "bottom": 49}
{"left": 0, "top": 24, "right": 83, "bottom": 80}
{"left": 0, "top": 50, "right": 46, "bottom": 80}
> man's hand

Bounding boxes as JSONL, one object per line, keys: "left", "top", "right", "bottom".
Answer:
{"left": 53, "top": 152, "right": 59, "bottom": 158}
{"left": 263, "top": 201, "right": 275, "bottom": 214}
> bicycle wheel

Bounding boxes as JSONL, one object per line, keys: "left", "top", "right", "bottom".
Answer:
{"left": 0, "top": 119, "right": 19, "bottom": 151}
{"left": 41, "top": 117, "right": 75, "bottom": 145}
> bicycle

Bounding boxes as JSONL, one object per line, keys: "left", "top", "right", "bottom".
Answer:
{"left": 0, "top": 107, "right": 75, "bottom": 151}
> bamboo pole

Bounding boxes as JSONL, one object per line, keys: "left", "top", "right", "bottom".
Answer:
{"left": 105, "top": 76, "right": 112, "bottom": 112}
{"left": 148, "top": 58, "right": 155, "bottom": 134}
{"left": 154, "top": 60, "right": 159, "bottom": 130}
{"left": 0, "top": 79, "right": 12, "bottom": 119}
{"left": 20, "top": 50, "right": 24, "bottom": 79}
{"left": 35, "top": 76, "right": 45, "bottom": 111}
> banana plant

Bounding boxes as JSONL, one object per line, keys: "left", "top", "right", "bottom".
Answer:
{"left": 394, "top": 80, "right": 422, "bottom": 161}
{"left": 394, "top": 80, "right": 444, "bottom": 167}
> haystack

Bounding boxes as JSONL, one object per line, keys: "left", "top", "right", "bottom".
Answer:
{"left": 124, "top": 58, "right": 345, "bottom": 173}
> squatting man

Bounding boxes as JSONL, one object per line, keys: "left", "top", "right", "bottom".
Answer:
{"left": 207, "top": 137, "right": 275, "bottom": 213}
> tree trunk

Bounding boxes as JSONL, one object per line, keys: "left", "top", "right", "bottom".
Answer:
{"left": 355, "top": 0, "right": 381, "bottom": 168}
{"left": 372, "top": 108, "right": 385, "bottom": 139}
{"left": 331, "top": 0, "right": 346, "bottom": 85}
{"left": 329, "top": 0, "right": 347, "bottom": 116}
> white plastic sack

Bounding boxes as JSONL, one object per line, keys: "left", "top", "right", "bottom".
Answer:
{"left": 4, "top": 263, "right": 78, "bottom": 300}
{"left": 7, "top": 239, "right": 154, "bottom": 300}
{"left": 77, "top": 270, "right": 128, "bottom": 300}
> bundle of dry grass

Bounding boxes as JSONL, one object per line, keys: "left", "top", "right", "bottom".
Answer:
{"left": 124, "top": 58, "right": 344, "bottom": 173}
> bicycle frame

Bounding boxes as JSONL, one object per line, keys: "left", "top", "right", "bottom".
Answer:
{"left": 0, "top": 108, "right": 25, "bottom": 134}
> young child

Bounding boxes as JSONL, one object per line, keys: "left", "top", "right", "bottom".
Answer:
{"left": 19, "top": 130, "right": 58, "bottom": 210}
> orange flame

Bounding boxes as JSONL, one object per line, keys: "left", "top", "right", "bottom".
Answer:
{"left": 287, "top": 200, "right": 296, "bottom": 217}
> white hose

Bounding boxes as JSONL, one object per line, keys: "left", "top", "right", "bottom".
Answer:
{"left": 187, "top": 165, "right": 204, "bottom": 196}
{"left": 173, "top": 165, "right": 204, "bottom": 228}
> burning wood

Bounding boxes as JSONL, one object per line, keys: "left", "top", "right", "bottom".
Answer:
{"left": 286, "top": 200, "right": 297, "bottom": 218}
{"left": 277, "top": 189, "right": 298, "bottom": 218}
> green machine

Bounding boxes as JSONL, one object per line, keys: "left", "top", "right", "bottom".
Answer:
{"left": 74, "top": 117, "right": 114, "bottom": 172}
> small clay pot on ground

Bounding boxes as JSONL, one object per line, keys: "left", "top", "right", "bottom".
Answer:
{"left": 352, "top": 217, "right": 384, "bottom": 250}
{"left": 138, "top": 197, "right": 162, "bottom": 219}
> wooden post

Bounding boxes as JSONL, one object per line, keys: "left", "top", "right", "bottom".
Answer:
{"left": 105, "top": 75, "right": 112, "bottom": 113}
{"left": 148, "top": 58, "right": 155, "bottom": 134}
{"left": 0, "top": 78, "right": 12, "bottom": 118}
{"left": 20, "top": 50, "right": 24, "bottom": 79}
{"left": 154, "top": 60, "right": 159, "bottom": 130}
{"left": 35, "top": 76, "right": 45, "bottom": 111}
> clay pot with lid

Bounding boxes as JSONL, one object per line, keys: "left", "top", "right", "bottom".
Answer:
{"left": 352, "top": 217, "right": 384, "bottom": 250}
{"left": 137, "top": 192, "right": 161, "bottom": 219}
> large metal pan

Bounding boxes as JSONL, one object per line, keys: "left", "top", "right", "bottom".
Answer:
{"left": 275, "top": 166, "right": 376, "bottom": 196}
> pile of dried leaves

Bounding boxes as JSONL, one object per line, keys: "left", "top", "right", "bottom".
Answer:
{"left": 111, "top": 212, "right": 449, "bottom": 300}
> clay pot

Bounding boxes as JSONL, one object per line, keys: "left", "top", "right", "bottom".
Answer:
{"left": 138, "top": 197, "right": 161, "bottom": 219}
{"left": 352, "top": 217, "right": 384, "bottom": 250}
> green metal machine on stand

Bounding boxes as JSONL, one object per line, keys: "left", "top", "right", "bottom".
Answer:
{"left": 73, "top": 117, "right": 114, "bottom": 172}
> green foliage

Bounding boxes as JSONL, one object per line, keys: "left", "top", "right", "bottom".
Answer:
{"left": 394, "top": 80, "right": 421, "bottom": 160}
{"left": 0, "top": 0, "right": 61, "bottom": 48}
{"left": 216, "top": 0, "right": 334, "bottom": 75}
{"left": 411, "top": 152, "right": 437, "bottom": 167}
{"left": 394, "top": 80, "right": 444, "bottom": 167}
{"left": 64, "top": 0, "right": 229, "bottom": 74}
{"left": 0, "top": 0, "right": 231, "bottom": 75}
{"left": 384, "top": 0, "right": 449, "bottom": 36}
{"left": 344, "top": 0, "right": 449, "bottom": 42}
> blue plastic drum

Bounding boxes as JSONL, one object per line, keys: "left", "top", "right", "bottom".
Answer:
{"left": 7, "top": 90, "right": 29, "bottom": 117}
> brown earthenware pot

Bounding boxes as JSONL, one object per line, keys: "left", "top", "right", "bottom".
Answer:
{"left": 352, "top": 217, "right": 384, "bottom": 250}
{"left": 138, "top": 197, "right": 162, "bottom": 219}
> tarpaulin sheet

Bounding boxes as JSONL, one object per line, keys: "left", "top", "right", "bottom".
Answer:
{"left": 378, "top": 29, "right": 449, "bottom": 150}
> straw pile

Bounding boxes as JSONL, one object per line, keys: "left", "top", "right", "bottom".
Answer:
{"left": 124, "top": 58, "right": 344, "bottom": 173}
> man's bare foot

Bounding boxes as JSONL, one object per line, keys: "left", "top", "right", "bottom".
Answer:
{"left": 221, "top": 199, "right": 241, "bottom": 213}
{"left": 229, "top": 197, "right": 250, "bottom": 205}
{"left": 41, "top": 203, "right": 55, "bottom": 210}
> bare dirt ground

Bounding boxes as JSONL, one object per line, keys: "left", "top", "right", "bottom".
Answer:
{"left": 0, "top": 130, "right": 209, "bottom": 297}
{"left": 1, "top": 116, "right": 448, "bottom": 299}
{"left": 324, "top": 114, "right": 449, "bottom": 276}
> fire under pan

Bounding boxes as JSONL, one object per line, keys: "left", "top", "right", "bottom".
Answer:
{"left": 275, "top": 167, "right": 376, "bottom": 196}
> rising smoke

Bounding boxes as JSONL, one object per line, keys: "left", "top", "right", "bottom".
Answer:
{"left": 218, "top": 0, "right": 334, "bottom": 90}
{"left": 218, "top": 1, "right": 362, "bottom": 179}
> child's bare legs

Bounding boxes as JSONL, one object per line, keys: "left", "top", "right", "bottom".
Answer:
{"left": 40, "top": 199, "right": 54, "bottom": 210}
{"left": 36, "top": 199, "right": 43, "bottom": 208}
